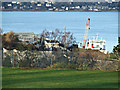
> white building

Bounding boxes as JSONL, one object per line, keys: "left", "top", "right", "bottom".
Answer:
{"left": 37, "top": 4, "right": 41, "bottom": 7}
{"left": 8, "top": 4, "right": 12, "bottom": 7}
{"left": 44, "top": 38, "right": 59, "bottom": 49}
{"left": 14, "top": 32, "right": 35, "bottom": 42}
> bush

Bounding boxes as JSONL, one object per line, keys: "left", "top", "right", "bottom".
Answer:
{"left": 2, "top": 54, "right": 12, "bottom": 67}
{"left": 110, "top": 53, "right": 117, "bottom": 59}
{"left": 48, "top": 62, "right": 67, "bottom": 68}
{"left": 69, "top": 63, "right": 79, "bottom": 69}
{"left": 47, "top": 62, "right": 79, "bottom": 70}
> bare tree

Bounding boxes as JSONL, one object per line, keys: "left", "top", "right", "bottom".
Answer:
{"left": 40, "top": 29, "right": 76, "bottom": 48}
{"left": 0, "top": 28, "right": 2, "bottom": 34}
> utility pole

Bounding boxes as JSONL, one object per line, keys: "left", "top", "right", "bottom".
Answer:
{"left": 13, "top": 49, "right": 17, "bottom": 68}
{"left": 2, "top": 49, "right": 4, "bottom": 63}
{"left": 96, "top": 33, "right": 99, "bottom": 41}
{"left": 85, "top": 56, "right": 86, "bottom": 71}
{"left": 53, "top": 55, "right": 55, "bottom": 68}
{"left": 51, "top": 47, "right": 53, "bottom": 68}
{"left": 13, "top": 50, "right": 15, "bottom": 68}
{"left": 102, "top": 54, "right": 103, "bottom": 64}
{"left": 64, "top": 26, "right": 66, "bottom": 47}
{"left": 68, "top": 53, "right": 70, "bottom": 68}
{"left": 31, "top": 51, "right": 33, "bottom": 68}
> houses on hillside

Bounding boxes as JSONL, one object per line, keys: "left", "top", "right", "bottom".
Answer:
{"left": 2, "top": 2, "right": 119, "bottom": 11}
{"left": 14, "top": 32, "right": 35, "bottom": 42}
{"left": 13, "top": 32, "right": 78, "bottom": 51}
{"left": 14, "top": 32, "right": 65, "bottom": 51}
{"left": 14, "top": 32, "right": 41, "bottom": 42}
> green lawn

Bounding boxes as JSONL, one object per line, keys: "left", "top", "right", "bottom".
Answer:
{"left": 2, "top": 68, "right": 119, "bottom": 88}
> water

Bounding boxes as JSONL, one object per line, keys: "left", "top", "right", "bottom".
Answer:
{"left": 2, "top": 11, "right": 118, "bottom": 52}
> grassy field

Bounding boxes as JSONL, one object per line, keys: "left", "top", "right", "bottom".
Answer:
{"left": 2, "top": 68, "right": 119, "bottom": 88}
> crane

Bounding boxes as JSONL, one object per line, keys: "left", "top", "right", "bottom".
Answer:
{"left": 82, "top": 18, "right": 90, "bottom": 49}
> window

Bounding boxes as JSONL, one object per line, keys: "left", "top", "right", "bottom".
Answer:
{"left": 96, "top": 45, "right": 99, "bottom": 47}
{"left": 103, "top": 45, "right": 105, "bottom": 50}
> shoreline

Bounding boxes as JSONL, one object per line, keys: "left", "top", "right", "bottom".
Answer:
{"left": 1, "top": 10, "right": 119, "bottom": 12}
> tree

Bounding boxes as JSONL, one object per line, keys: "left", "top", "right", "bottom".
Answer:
{"left": 2, "top": 31, "right": 38, "bottom": 51}
{"left": 40, "top": 29, "right": 76, "bottom": 48}
{"left": 2, "top": 31, "right": 17, "bottom": 50}
{"left": 2, "top": 31, "right": 22, "bottom": 50}
{"left": 40, "top": 29, "right": 76, "bottom": 69}
{"left": 2, "top": 53, "right": 12, "bottom": 67}
{"left": 0, "top": 28, "right": 2, "bottom": 50}
{"left": 113, "top": 37, "right": 120, "bottom": 59}
{"left": 0, "top": 28, "right": 2, "bottom": 34}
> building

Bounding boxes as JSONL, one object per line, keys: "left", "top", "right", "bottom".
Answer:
{"left": 14, "top": 32, "right": 35, "bottom": 42}
{"left": 44, "top": 38, "right": 59, "bottom": 49}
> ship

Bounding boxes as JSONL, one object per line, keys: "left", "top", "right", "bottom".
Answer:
{"left": 80, "top": 18, "right": 107, "bottom": 54}
{"left": 86, "top": 33, "right": 107, "bottom": 54}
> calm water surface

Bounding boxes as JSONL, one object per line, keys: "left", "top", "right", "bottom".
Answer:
{"left": 2, "top": 11, "right": 118, "bottom": 52}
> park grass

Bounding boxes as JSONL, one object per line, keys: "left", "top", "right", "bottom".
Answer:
{"left": 2, "top": 68, "right": 119, "bottom": 88}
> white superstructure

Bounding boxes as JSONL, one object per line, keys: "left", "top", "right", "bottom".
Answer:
{"left": 86, "top": 34, "right": 107, "bottom": 54}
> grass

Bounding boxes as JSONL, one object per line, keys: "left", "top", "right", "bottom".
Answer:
{"left": 2, "top": 68, "right": 119, "bottom": 88}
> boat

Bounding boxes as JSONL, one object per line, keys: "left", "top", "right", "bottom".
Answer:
{"left": 86, "top": 33, "right": 107, "bottom": 54}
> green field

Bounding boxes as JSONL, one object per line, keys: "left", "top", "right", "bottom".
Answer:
{"left": 2, "top": 68, "right": 119, "bottom": 88}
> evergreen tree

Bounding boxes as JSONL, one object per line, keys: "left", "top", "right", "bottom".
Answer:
{"left": 113, "top": 37, "right": 120, "bottom": 59}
